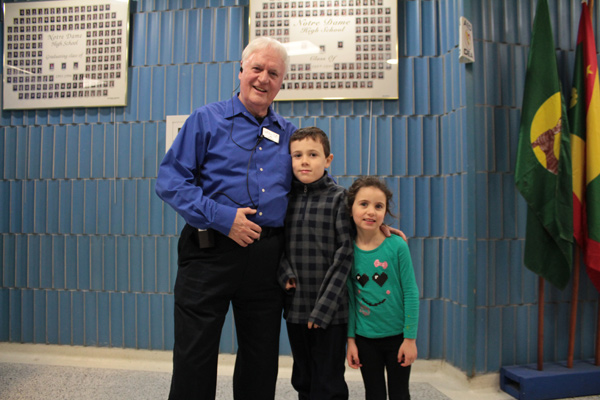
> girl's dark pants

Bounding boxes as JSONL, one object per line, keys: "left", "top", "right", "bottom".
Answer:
{"left": 356, "top": 334, "right": 411, "bottom": 400}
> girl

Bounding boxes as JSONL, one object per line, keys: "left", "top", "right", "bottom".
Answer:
{"left": 346, "top": 177, "right": 419, "bottom": 400}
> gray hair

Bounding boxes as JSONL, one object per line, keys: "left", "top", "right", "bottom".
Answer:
{"left": 241, "top": 37, "right": 289, "bottom": 73}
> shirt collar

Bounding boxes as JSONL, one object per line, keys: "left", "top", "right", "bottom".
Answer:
{"left": 227, "top": 94, "right": 286, "bottom": 129}
{"left": 291, "top": 172, "right": 332, "bottom": 193}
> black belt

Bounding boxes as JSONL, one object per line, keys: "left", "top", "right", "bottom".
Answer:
{"left": 259, "top": 226, "right": 284, "bottom": 240}
{"left": 197, "top": 226, "right": 283, "bottom": 248}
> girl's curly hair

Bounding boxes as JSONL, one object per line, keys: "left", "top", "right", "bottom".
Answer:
{"left": 346, "top": 176, "right": 395, "bottom": 218}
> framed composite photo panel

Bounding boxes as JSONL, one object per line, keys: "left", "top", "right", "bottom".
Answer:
{"left": 3, "top": 0, "right": 130, "bottom": 110}
{"left": 249, "top": 0, "right": 398, "bottom": 101}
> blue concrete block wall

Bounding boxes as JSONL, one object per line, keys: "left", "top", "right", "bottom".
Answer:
{"left": 1, "top": 0, "right": 599, "bottom": 376}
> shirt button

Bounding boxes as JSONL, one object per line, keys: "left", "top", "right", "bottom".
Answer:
{"left": 259, "top": 212, "right": 263, "bottom": 216}
{"left": 260, "top": 168, "right": 263, "bottom": 172}
{"left": 262, "top": 188, "right": 265, "bottom": 192}
{"left": 259, "top": 147, "right": 263, "bottom": 151}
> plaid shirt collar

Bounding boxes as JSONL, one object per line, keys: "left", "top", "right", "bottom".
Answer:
{"left": 291, "top": 172, "right": 331, "bottom": 193}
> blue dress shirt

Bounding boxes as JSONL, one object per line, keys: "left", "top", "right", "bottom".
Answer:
{"left": 155, "top": 95, "right": 297, "bottom": 236}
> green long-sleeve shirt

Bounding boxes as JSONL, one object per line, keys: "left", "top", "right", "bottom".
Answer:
{"left": 347, "top": 235, "right": 419, "bottom": 339}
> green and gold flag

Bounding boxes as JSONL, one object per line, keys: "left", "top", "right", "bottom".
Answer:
{"left": 515, "top": 0, "right": 573, "bottom": 289}
{"left": 569, "top": 0, "right": 600, "bottom": 291}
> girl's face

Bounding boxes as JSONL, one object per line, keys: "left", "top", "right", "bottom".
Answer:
{"left": 351, "top": 186, "right": 387, "bottom": 232}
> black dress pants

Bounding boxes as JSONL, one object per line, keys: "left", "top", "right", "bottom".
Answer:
{"left": 355, "top": 334, "right": 411, "bottom": 400}
{"left": 168, "top": 224, "right": 285, "bottom": 400}
{"left": 286, "top": 322, "right": 349, "bottom": 400}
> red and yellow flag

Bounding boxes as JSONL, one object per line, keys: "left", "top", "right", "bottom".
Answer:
{"left": 569, "top": 0, "right": 600, "bottom": 291}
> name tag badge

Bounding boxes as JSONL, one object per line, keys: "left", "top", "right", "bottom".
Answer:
{"left": 262, "top": 127, "right": 280, "bottom": 144}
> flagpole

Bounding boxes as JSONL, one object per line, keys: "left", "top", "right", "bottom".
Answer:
{"left": 596, "top": 302, "right": 600, "bottom": 365}
{"left": 590, "top": 0, "right": 599, "bottom": 368}
{"left": 538, "top": 277, "right": 545, "bottom": 371}
{"left": 567, "top": 249, "right": 581, "bottom": 368}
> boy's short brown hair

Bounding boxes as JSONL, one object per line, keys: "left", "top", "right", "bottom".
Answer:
{"left": 289, "top": 127, "right": 331, "bottom": 157}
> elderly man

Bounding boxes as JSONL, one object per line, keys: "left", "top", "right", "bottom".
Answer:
{"left": 156, "top": 37, "right": 296, "bottom": 399}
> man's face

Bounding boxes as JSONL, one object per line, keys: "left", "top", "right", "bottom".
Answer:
{"left": 238, "top": 47, "right": 286, "bottom": 118}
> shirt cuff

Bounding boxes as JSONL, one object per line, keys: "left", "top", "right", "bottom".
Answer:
{"left": 211, "top": 205, "right": 237, "bottom": 236}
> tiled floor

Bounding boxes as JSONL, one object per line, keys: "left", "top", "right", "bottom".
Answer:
{"left": 0, "top": 343, "right": 598, "bottom": 400}
{"left": 0, "top": 363, "right": 453, "bottom": 400}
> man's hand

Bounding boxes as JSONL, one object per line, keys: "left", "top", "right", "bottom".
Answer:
{"left": 380, "top": 225, "right": 407, "bottom": 241}
{"left": 228, "top": 208, "right": 261, "bottom": 247}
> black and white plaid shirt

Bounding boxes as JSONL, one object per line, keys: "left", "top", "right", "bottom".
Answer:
{"left": 278, "top": 173, "right": 354, "bottom": 329}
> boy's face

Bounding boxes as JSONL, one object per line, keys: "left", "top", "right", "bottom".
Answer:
{"left": 290, "top": 138, "right": 333, "bottom": 184}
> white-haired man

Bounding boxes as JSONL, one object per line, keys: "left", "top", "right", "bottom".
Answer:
{"left": 156, "top": 37, "right": 296, "bottom": 399}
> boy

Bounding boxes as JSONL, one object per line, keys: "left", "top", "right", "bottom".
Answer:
{"left": 278, "top": 127, "right": 353, "bottom": 399}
